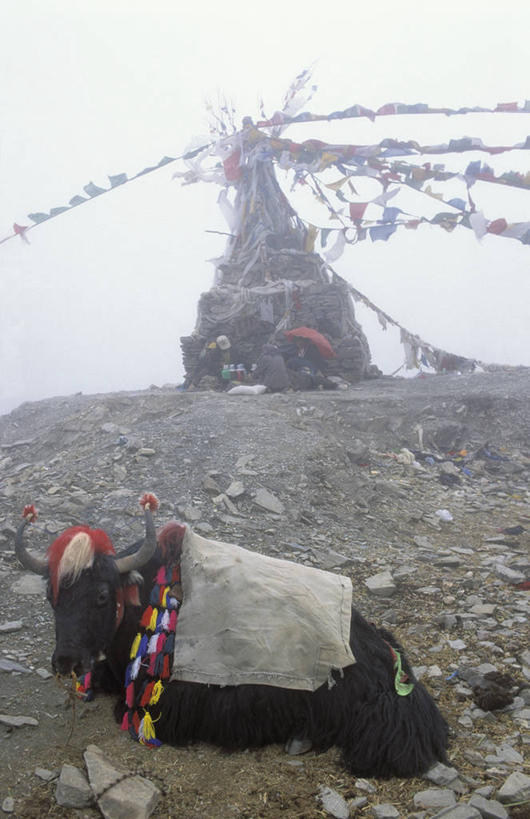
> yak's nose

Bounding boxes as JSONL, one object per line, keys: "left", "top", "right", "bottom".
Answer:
{"left": 52, "top": 651, "right": 84, "bottom": 677}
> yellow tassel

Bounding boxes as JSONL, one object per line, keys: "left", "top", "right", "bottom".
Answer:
{"left": 150, "top": 680, "right": 164, "bottom": 705}
{"left": 149, "top": 608, "right": 158, "bottom": 631}
{"left": 161, "top": 587, "right": 168, "bottom": 608}
{"left": 142, "top": 712, "right": 156, "bottom": 740}
{"left": 130, "top": 632, "right": 141, "bottom": 659}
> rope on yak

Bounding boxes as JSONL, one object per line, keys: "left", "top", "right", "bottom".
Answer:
{"left": 384, "top": 640, "right": 415, "bottom": 697}
{"left": 120, "top": 562, "right": 181, "bottom": 746}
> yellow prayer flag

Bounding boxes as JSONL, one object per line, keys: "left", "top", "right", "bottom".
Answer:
{"left": 304, "top": 225, "right": 318, "bottom": 252}
{"left": 319, "top": 152, "right": 339, "bottom": 170}
{"left": 325, "top": 177, "right": 348, "bottom": 191}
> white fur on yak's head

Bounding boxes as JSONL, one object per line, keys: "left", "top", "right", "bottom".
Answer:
{"left": 15, "top": 493, "right": 159, "bottom": 677}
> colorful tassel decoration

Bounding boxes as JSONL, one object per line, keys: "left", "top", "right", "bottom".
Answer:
{"left": 140, "top": 606, "right": 153, "bottom": 629}
{"left": 130, "top": 656, "right": 142, "bottom": 680}
{"left": 122, "top": 538, "right": 181, "bottom": 749}
{"left": 162, "top": 655, "right": 170, "bottom": 679}
{"left": 140, "top": 681, "right": 155, "bottom": 706}
{"left": 142, "top": 712, "right": 157, "bottom": 741}
{"left": 129, "top": 632, "right": 141, "bottom": 659}
{"left": 148, "top": 653, "right": 158, "bottom": 676}
{"left": 125, "top": 681, "right": 135, "bottom": 708}
{"left": 150, "top": 680, "right": 164, "bottom": 705}
{"left": 154, "top": 653, "right": 165, "bottom": 677}
{"left": 149, "top": 607, "right": 159, "bottom": 632}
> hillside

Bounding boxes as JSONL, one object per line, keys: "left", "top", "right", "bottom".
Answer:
{"left": 0, "top": 371, "right": 529, "bottom": 817}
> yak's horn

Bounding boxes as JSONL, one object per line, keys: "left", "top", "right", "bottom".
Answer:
{"left": 15, "top": 505, "right": 47, "bottom": 575}
{"left": 114, "top": 493, "right": 159, "bottom": 574}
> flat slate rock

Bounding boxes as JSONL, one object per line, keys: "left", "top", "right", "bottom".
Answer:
{"left": 253, "top": 488, "right": 284, "bottom": 514}
{"left": 0, "top": 714, "right": 38, "bottom": 728}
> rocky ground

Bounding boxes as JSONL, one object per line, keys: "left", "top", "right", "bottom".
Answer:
{"left": 0, "top": 370, "right": 529, "bottom": 818}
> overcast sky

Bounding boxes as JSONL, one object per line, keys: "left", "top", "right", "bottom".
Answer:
{"left": 1, "top": 0, "right": 529, "bottom": 415}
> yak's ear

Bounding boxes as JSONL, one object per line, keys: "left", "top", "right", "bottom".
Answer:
{"left": 122, "top": 572, "right": 142, "bottom": 606}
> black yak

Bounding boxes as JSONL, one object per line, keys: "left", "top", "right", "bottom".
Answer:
{"left": 15, "top": 493, "right": 448, "bottom": 778}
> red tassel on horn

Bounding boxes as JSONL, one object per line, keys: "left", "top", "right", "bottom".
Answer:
{"left": 139, "top": 492, "right": 159, "bottom": 511}
{"left": 22, "top": 504, "right": 38, "bottom": 523}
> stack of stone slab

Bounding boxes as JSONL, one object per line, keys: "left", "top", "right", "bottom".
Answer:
{"left": 180, "top": 245, "right": 372, "bottom": 385}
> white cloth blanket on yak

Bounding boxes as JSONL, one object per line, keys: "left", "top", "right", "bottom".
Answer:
{"left": 171, "top": 528, "right": 355, "bottom": 691}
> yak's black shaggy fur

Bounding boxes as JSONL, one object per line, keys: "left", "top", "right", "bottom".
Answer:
{"left": 147, "top": 609, "right": 448, "bottom": 778}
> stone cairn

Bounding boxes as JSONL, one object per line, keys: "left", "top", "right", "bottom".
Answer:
{"left": 180, "top": 130, "right": 372, "bottom": 384}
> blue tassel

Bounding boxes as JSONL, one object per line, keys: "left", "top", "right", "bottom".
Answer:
{"left": 154, "top": 653, "right": 165, "bottom": 676}
{"left": 138, "top": 634, "right": 149, "bottom": 656}
{"left": 150, "top": 585, "right": 160, "bottom": 606}
{"left": 164, "top": 633, "right": 175, "bottom": 654}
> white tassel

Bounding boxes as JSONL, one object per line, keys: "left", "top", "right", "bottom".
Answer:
{"left": 131, "top": 656, "right": 142, "bottom": 679}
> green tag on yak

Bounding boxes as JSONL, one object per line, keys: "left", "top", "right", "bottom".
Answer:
{"left": 393, "top": 649, "right": 415, "bottom": 697}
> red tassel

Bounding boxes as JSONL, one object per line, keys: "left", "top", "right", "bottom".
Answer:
{"left": 140, "top": 606, "right": 153, "bottom": 629}
{"left": 140, "top": 681, "right": 155, "bottom": 706}
{"left": 22, "top": 504, "right": 38, "bottom": 522}
{"left": 139, "top": 492, "right": 159, "bottom": 511}
{"left": 125, "top": 682, "right": 135, "bottom": 708}
{"left": 169, "top": 610, "right": 177, "bottom": 631}
{"left": 121, "top": 712, "right": 130, "bottom": 730}
{"left": 132, "top": 711, "right": 141, "bottom": 734}
{"left": 148, "top": 653, "right": 157, "bottom": 676}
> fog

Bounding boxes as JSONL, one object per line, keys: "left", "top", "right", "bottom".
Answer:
{"left": 1, "top": 0, "right": 529, "bottom": 415}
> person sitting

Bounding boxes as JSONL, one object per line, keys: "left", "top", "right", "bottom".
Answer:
{"left": 286, "top": 338, "right": 337, "bottom": 390}
{"left": 253, "top": 344, "right": 291, "bottom": 393}
{"left": 286, "top": 338, "right": 327, "bottom": 375}
{"left": 183, "top": 335, "right": 232, "bottom": 389}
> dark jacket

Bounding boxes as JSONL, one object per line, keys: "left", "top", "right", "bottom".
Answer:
{"left": 254, "top": 345, "right": 291, "bottom": 392}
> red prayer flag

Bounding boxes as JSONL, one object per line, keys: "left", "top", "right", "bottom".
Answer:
{"left": 349, "top": 202, "right": 368, "bottom": 221}
{"left": 223, "top": 149, "right": 242, "bottom": 182}
{"left": 13, "top": 223, "right": 30, "bottom": 244}
{"left": 376, "top": 103, "right": 397, "bottom": 116}
{"left": 487, "top": 218, "right": 508, "bottom": 235}
{"left": 495, "top": 102, "right": 519, "bottom": 112}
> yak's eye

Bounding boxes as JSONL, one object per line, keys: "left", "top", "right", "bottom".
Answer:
{"left": 95, "top": 585, "right": 110, "bottom": 607}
